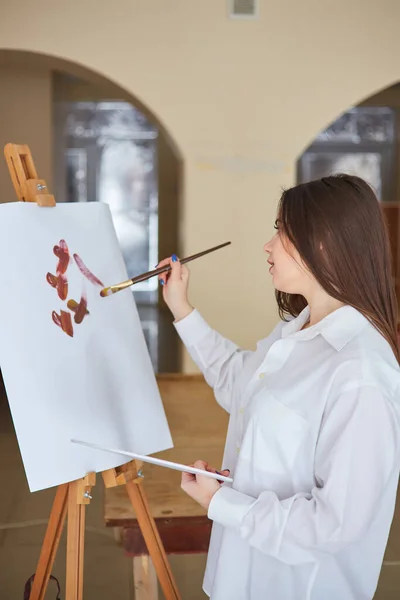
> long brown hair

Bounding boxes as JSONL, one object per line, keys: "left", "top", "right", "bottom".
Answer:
{"left": 276, "top": 174, "right": 399, "bottom": 362}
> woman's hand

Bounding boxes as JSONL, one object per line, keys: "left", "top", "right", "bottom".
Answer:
{"left": 181, "top": 460, "right": 230, "bottom": 511}
{"left": 156, "top": 255, "right": 193, "bottom": 322}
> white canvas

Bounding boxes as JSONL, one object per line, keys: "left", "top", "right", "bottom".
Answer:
{"left": 0, "top": 201, "right": 173, "bottom": 492}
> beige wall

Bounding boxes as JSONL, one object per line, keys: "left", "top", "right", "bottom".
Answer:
{"left": 1, "top": 0, "right": 400, "bottom": 371}
{"left": 0, "top": 65, "right": 52, "bottom": 203}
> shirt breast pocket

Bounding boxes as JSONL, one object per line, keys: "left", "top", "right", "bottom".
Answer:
{"left": 244, "top": 391, "right": 310, "bottom": 475}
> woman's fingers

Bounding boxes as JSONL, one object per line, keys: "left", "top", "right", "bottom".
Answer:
{"left": 155, "top": 257, "right": 171, "bottom": 270}
{"left": 181, "top": 464, "right": 196, "bottom": 487}
{"left": 181, "top": 471, "right": 196, "bottom": 484}
{"left": 169, "top": 255, "right": 182, "bottom": 282}
{"left": 220, "top": 469, "right": 230, "bottom": 476}
{"left": 181, "top": 264, "right": 190, "bottom": 283}
{"left": 200, "top": 464, "right": 230, "bottom": 483}
{"left": 155, "top": 255, "right": 184, "bottom": 286}
{"left": 155, "top": 257, "right": 172, "bottom": 285}
{"left": 193, "top": 459, "right": 208, "bottom": 471}
{"left": 181, "top": 461, "right": 230, "bottom": 490}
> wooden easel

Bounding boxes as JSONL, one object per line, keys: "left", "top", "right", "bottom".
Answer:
{"left": 4, "top": 143, "right": 181, "bottom": 600}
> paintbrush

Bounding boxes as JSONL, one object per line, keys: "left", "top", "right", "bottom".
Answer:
{"left": 71, "top": 439, "right": 233, "bottom": 483}
{"left": 100, "top": 241, "right": 231, "bottom": 297}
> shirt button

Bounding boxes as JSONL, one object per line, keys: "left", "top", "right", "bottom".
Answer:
{"left": 258, "top": 372, "right": 265, "bottom": 379}
{"left": 236, "top": 446, "right": 240, "bottom": 454}
{"left": 239, "top": 407, "right": 244, "bottom": 414}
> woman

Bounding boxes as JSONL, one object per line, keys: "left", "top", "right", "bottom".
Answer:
{"left": 157, "top": 174, "right": 400, "bottom": 600}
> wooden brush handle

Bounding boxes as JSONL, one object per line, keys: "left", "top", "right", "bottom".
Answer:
{"left": 128, "top": 241, "right": 231, "bottom": 285}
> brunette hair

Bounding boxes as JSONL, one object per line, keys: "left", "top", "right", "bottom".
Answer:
{"left": 276, "top": 174, "right": 399, "bottom": 362}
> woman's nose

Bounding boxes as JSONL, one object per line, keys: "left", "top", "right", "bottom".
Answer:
{"left": 264, "top": 239, "right": 273, "bottom": 253}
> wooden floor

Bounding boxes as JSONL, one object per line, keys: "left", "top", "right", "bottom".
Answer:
{"left": 1, "top": 393, "right": 400, "bottom": 598}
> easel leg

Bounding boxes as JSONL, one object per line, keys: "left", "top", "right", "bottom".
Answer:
{"left": 133, "top": 555, "right": 159, "bottom": 600}
{"left": 29, "top": 484, "right": 68, "bottom": 600}
{"left": 66, "top": 481, "right": 86, "bottom": 600}
{"left": 125, "top": 480, "right": 180, "bottom": 600}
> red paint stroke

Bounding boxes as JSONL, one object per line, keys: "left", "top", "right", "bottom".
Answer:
{"left": 73, "top": 254, "right": 104, "bottom": 287}
{"left": 52, "top": 310, "right": 74, "bottom": 337}
{"left": 53, "top": 240, "right": 70, "bottom": 275}
{"left": 48, "top": 240, "right": 103, "bottom": 336}
{"left": 67, "top": 296, "right": 90, "bottom": 324}
{"left": 46, "top": 272, "right": 68, "bottom": 301}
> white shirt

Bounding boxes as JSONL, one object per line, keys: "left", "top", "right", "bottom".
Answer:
{"left": 174, "top": 305, "right": 400, "bottom": 600}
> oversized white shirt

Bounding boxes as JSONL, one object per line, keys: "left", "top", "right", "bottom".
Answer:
{"left": 174, "top": 305, "right": 400, "bottom": 600}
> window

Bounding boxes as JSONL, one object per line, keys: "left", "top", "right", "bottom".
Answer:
{"left": 54, "top": 101, "right": 159, "bottom": 367}
{"left": 297, "top": 107, "right": 396, "bottom": 201}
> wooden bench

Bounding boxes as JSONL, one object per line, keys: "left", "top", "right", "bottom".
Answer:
{"left": 104, "top": 373, "right": 229, "bottom": 598}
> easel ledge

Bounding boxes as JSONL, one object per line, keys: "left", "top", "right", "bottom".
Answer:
{"left": 4, "top": 143, "right": 56, "bottom": 205}
{"left": 4, "top": 143, "right": 180, "bottom": 600}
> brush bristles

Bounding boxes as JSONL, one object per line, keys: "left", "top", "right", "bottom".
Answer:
{"left": 100, "top": 287, "right": 112, "bottom": 297}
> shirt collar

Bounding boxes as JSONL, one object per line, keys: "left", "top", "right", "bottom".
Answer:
{"left": 281, "top": 305, "right": 370, "bottom": 351}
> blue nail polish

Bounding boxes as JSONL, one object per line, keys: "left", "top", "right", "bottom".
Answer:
{"left": 160, "top": 279, "right": 164, "bottom": 286}
{"left": 172, "top": 254, "right": 178, "bottom": 262}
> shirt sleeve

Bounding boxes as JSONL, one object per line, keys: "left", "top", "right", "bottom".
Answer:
{"left": 208, "top": 383, "right": 400, "bottom": 563}
{"left": 173, "top": 309, "right": 254, "bottom": 413}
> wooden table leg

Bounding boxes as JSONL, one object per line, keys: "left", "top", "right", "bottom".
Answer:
{"left": 29, "top": 484, "right": 68, "bottom": 600}
{"left": 125, "top": 480, "right": 180, "bottom": 600}
{"left": 113, "top": 526, "right": 123, "bottom": 545}
{"left": 133, "top": 555, "right": 159, "bottom": 600}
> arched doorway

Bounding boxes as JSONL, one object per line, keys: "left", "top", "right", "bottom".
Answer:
{"left": 296, "top": 84, "right": 400, "bottom": 322}
{"left": 0, "top": 50, "right": 183, "bottom": 371}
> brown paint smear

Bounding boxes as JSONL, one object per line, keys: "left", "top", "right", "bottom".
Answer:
{"left": 46, "top": 272, "right": 68, "bottom": 301}
{"left": 53, "top": 240, "right": 70, "bottom": 274}
{"left": 52, "top": 310, "right": 74, "bottom": 337}
{"left": 47, "top": 239, "right": 103, "bottom": 337}
{"left": 67, "top": 297, "right": 90, "bottom": 325}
